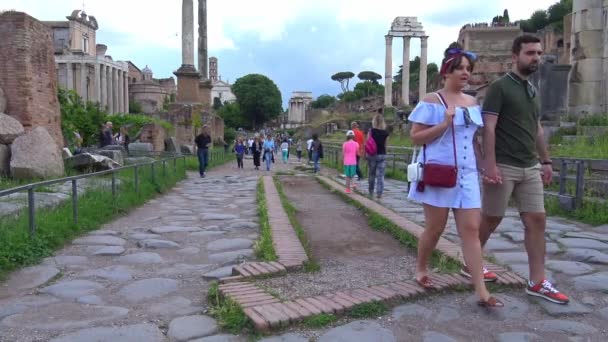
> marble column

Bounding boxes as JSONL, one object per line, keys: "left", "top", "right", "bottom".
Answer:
{"left": 80, "top": 63, "right": 87, "bottom": 101}
{"left": 198, "top": 0, "right": 208, "bottom": 79}
{"left": 117, "top": 70, "right": 124, "bottom": 113}
{"left": 419, "top": 36, "right": 429, "bottom": 101}
{"left": 384, "top": 35, "right": 393, "bottom": 107}
{"left": 100, "top": 64, "right": 107, "bottom": 109}
{"left": 107, "top": 67, "right": 114, "bottom": 114}
{"left": 94, "top": 63, "right": 101, "bottom": 103}
{"left": 401, "top": 36, "right": 411, "bottom": 106}
{"left": 123, "top": 71, "right": 129, "bottom": 113}
{"left": 66, "top": 62, "right": 74, "bottom": 90}
{"left": 174, "top": 0, "right": 200, "bottom": 103}
{"left": 182, "top": 0, "right": 195, "bottom": 67}
{"left": 112, "top": 68, "right": 118, "bottom": 113}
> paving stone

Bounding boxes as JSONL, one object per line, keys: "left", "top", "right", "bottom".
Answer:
{"left": 318, "top": 320, "right": 395, "bottom": 342}
{"left": 227, "top": 222, "right": 259, "bottom": 230}
{"left": 0, "top": 303, "right": 128, "bottom": 330}
{"left": 534, "top": 298, "right": 592, "bottom": 316}
{"left": 91, "top": 246, "right": 126, "bottom": 256}
{"left": 592, "top": 225, "right": 608, "bottom": 234}
{"left": 190, "top": 231, "right": 226, "bottom": 238}
{"left": 49, "top": 323, "right": 164, "bottom": 342}
{"left": 545, "top": 243, "right": 561, "bottom": 254}
{"left": 203, "top": 225, "right": 220, "bottom": 230}
{"left": 137, "top": 239, "right": 181, "bottom": 249}
{"left": 80, "top": 265, "right": 134, "bottom": 282}
{"left": 76, "top": 295, "right": 104, "bottom": 305}
{"left": 502, "top": 231, "right": 525, "bottom": 243}
{"left": 0, "top": 302, "right": 27, "bottom": 320}
{"left": 148, "top": 296, "right": 203, "bottom": 316}
{"left": 564, "top": 231, "right": 608, "bottom": 242}
{"left": 158, "top": 264, "right": 213, "bottom": 277}
{"left": 118, "top": 278, "right": 179, "bottom": 302}
{"left": 1, "top": 266, "right": 60, "bottom": 293}
{"left": 0, "top": 295, "right": 59, "bottom": 319}
{"left": 72, "top": 235, "right": 126, "bottom": 246}
{"left": 201, "top": 213, "right": 239, "bottom": 220}
{"left": 207, "top": 238, "right": 253, "bottom": 252}
{"left": 564, "top": 249, "right": 608, "bottom": 264}
{"left": 545, "top": 260, "right": 594, "bottom": 275}
{"left": 557, "top": 238, "right": 608, "bottom": 250}
{"left": 202, "top": 266, "right": 235, "bottom": 280}
{"left": 492, "top": 252, "right": 530, "bottom": 264}
{"left": 258, "top": 333, "right": 308, "bottom": 342}
{"left": 191, "top": 334, "right": 246, "bottom": 342}
{"left": 88, "top": 230, "right": 119, "bottom": 236}
{"left": 129, "top": 233, "right": 162, "bottom": 240}
{"left": 167, "top": 315, "right": 218, "bottom": 341}
{"left": 496, "top": 332, "right": 541, "bottom": 342}
{"left": 208, "top": 249, "right": 254, "bottom": 264}
{"left": 465, "top": 294, "right": 529, "bottom": 321}
{"left": 118, "top": 252, "right": 164, "bottom": 264}
{"left": 573, "top": 272, "right": 608, "bottom": 292}
{"left": 434, "top": 306, "right": 459, "bottom": 323}
{"left": 422, "top": 331, "right": 457, "bottom": 342}
{"left": 485, "top": 239, "right": 519, "bottom": 251}
{"left": 599, "top": 307, "right": 608, "bottom": 319}
{"left": 149, "top": 226, "right": 202, "bottom": 234}
{"left": 546, "top": 222, "right": 579, "bottom": 233}
{"left": 391, "top": 304, "right": 433, "bottom": 320}
{"left": 507, "top": 264, "right": 556, "bottom": 284}
{"left": 40, "top": 280, "right": 103, "bottom": 299}
{"left": 527, "top": 320, "right": 598, "bottom": 335}
{"left": 178, "top": 247, "right": 201, "bottom": 254}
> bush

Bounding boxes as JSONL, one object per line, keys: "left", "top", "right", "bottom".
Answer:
{"left": 578, "top": 114, "right": 608, "bottom": 126}
{"left": 59, "top": 88, "right": 107, "bottom": 147}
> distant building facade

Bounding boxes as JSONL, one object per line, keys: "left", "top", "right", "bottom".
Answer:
{"left": 209, "top": 57, "right": 236, "bottom": 104}
{"left": 128, "top": 62, "right": 176, "bottom": 114}
{"left": 43, "top": 10, "right": 128, "bottom": 114}
{"left": 287, "top": 91, "right": 313, "bottom": 128}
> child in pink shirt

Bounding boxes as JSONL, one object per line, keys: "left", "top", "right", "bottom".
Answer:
{"left": 342, "top": 130, "right": 359, "bottom": 193}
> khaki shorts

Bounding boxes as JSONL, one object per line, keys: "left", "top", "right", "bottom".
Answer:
{"left": 482, "top": 163, "right": 545, "bottom": 216}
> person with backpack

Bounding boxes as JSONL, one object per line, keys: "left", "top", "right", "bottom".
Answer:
{"left": 343, "top": 130, "right": 360, "bottom": 193}
{"left": 366, "top": 113, "right": 389, "bottom": 199}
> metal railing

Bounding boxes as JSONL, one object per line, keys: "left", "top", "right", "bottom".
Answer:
{"left": 322, "top": 144, "right": 411, "bottom": 177}
{"left": 0, "top": 155, "right": 187, "bottom": 236}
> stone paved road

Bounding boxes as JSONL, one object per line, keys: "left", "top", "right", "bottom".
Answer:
{"left": 0, "top": 158, "right": 295, "bottom": 342}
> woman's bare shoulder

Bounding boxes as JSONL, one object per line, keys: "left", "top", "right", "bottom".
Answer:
{"left": 421, "top": 93, "right": 441, "bottom": 104}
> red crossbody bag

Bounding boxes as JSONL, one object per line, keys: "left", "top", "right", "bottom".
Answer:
{"left": 417, "top": 92, "right": 458, "bottom": 192}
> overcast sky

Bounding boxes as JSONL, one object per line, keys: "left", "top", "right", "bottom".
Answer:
{"left": 5, "top": 0, "right": 557, "bottom": 106}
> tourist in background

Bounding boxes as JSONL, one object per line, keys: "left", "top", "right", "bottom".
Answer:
{"left": 100, "top": 122, "right": 113, "bottom": 147}
{"left": 262, "top": 133, "right": 275, "bottom": 171}
{"left": 311, "top": 133, "right": 323, "bottom": 173}
{"left": 366, "top": 113, "right": 389, "bottom": 199}
{"left": 234, "top": 137, "right": 246, "bottom": 169}
{"left": 351, "top": 121, "right": 365, "bottom": 181}
{"left": 307, "top": 137, "right": 314, "bottom": 164}
{"left": 194, "top": 125, "right": 211, "bottom": 178}
{"left": 342, "top": 130, "right": 359, "bottom": 193}
{"left": 251, "top": 134, "right": 263, "bottom": 170}
{"left": 479, "top": 35, "right": 568, "bottom": 304}
{"left": 280, "top": 138, "right": 289, "bottom": 163}
{"left": 407, "top": 42, "right": 502, "bottom": 307}
{"left": 296, "top": 139, "right": 303, "bottom": 162}
{"left": 115, "top": 126, "right": 130, "bottom": 154}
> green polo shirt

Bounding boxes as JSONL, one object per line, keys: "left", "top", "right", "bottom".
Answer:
{"left": 482, "top": 72, "right": 541, "bottom": 168}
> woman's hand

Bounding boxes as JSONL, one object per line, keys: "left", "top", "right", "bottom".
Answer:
{"left": 443, "top": 105, "right": 455, "bottom": 126}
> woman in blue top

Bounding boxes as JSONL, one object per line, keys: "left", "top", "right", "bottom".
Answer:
{"left": 262, "top": 134, "right": 275, "bottom": 171}
{"left": 408, "top": 43, "right": 502, "bottom": 307}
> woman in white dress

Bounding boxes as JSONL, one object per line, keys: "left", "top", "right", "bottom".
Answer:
{"left": 408, "top": 43, "right": 503, "bottom": 307}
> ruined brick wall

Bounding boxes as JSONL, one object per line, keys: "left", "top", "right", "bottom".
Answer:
{"left": 0, "top": 11, "right": 64, "bottom": 147}
{"left": 162, "top": 103, "right": 225, "bottom": 148}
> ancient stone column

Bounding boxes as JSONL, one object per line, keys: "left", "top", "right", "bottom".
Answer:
{"left": 124, "top": 71, "right": 129, "bottom": 113}
{"left": 384, "top": 35, "right": 393, "bottom": 107}
{"left": 100, "top": 64, "right": 107, "bottom": 109}
{"left": 401, "top": 36, "right": 411, "bottom": 106}
{"left": 117, "top": 69, "right": 124, "bottom": 112}
{"left": 182, "top": 0, "right": 195, "bottom": 66}
{"left": 198, "top": 0, "right": 208, "bottom": 79}
{"left": 107, "top": 67, "right": 114, "bottom": 113}
{"left": 80, "top": 63, "right": 87, "bottom": 101}
{"left": 112, "top": 68, "right": 118, "bottom": 113}
{"left": 419, "top": 36, "right": 429, "bottom": 101}
{"left": 66, "top": 63, "right": 74, "bottom": 90}
{"left": 94, "top": 63, "right": 101, "bottom": 103}
{"left": 174, "top": 0, "right": 201, "bottom": 103}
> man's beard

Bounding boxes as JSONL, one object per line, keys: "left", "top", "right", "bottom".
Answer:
{"left": 518, "top": 61, "right": 538, "bottom": 76}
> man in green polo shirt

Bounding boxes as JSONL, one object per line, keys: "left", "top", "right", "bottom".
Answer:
{"left": 479, "top": 35, "right": 569, "bottom": 304}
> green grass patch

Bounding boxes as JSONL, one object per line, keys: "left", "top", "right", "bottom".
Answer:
{"left": 348, "top": 302, "right": 388, "bottom": 319}
{"left": 0, "top": 159, "right": 187, "bottom": 280}
{"left": 387, "top": 134, "right": 413, "bottom": 147}
{"left": 545, "top": 195, "right": 608, "bottom": 226}
{"left": 272, "top": 176, "right": 320, "bottom": 271}
{"left": 317, "top": 177, "right": 462, "bottom": 273}
{"left": 303, "top": 313, "right": 337, "bottom": 328}
{"left": 206, "top": 281, "right": 258, "bottom": 336}
{"left": 254, "top": 179, "right": 278, "bottom": 261}
{"left": 550, "top": 135, "right": 608, "bottom": 159}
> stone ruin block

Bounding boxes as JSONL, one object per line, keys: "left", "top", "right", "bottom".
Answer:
{"left": 165, "top": 137, "right": 180, "bottom": 154}
{"left": 10, "top": 127, "right": 64, "bottom": 180}
{"left": 128, "top": 142, "right": 153, "bottom": 156}
{"left": 97, "top": 150, "right": 124, "bottom": 166}
{"left": 65, "top": 153, "right": 120, "bottom": 172}
{"left": 137, "top": 123, "right": 166, "bottom": 152}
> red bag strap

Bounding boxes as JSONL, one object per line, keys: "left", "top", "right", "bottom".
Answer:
{"left": 422, "top": 92, "right": 457, "bottom": 168}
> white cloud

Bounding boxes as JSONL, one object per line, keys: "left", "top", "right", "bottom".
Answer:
{"left": 310, "top": 26, "right": 318, "bottom": 33}
{"left": 360, "top": 57, "right": 379, "bottom": 70}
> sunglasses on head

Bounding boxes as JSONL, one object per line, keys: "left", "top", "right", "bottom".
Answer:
{"left": 447, "top": 48, "right": 478, "bottom": 61}
{"left": 462, "top": 107, "right": 473, "bottom": 127}
{"left": 526, "top": 82, "right": 537, "bottom": 99}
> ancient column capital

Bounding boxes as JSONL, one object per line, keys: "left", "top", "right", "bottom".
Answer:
{"left": 385, "top": 35, "right": 393, "bottom": 45}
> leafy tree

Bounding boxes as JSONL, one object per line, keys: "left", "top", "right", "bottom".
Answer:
{"left": 59, "top": 88, "right": 106, "bottom": 147}
{"left": 217, "top": 102, "right": 247, "bottom": 129}
{"left": 231, "top": 74, "right": 283, "bottom": 129}
{"left": 393, "top": 57, "right": 439, "bottom": 90}
{"left": 357, "top": 71, "right": 382, "bottom": 84}
{"left": 129, "top": 101, "right": 143, "bottom": 114}
{"left": 353, "top": 81, "right": 384, "bottom": 97}
{"left": 311, "top": 94, "right": 336, "bottom": 109}
{"left": 331, "top": 71, "right": 355, "bottom": 92}
{"left": 502, "top": 9, "right": 510, "bottom": 23}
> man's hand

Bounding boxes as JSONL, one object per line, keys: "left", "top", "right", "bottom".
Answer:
{"left": 541, "top": 164, "right": 553, "bottom": 185}
{"left": 482, "top": 162, "right": 502, "bottom": 184}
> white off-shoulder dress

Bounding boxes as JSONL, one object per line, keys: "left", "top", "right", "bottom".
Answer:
{"left": 407, "top": 102, "right": 484, "bottom": 209}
